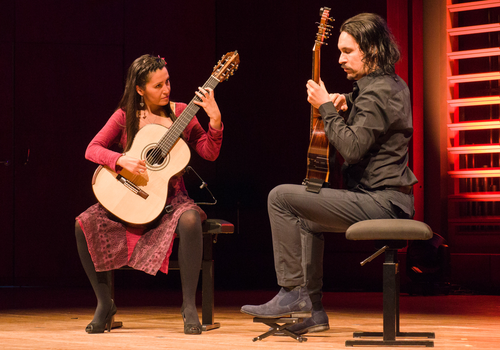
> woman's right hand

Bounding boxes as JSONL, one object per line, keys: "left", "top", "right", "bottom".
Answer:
{"left": 116, "top": 155, "right": 146, "bottom": 175}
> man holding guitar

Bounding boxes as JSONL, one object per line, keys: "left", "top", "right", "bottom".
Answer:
{"left": 75, "top": 53, "right": 237, "bottom": 335}
{"left": 242, "top": 13, "right": 417, "bottom": 336}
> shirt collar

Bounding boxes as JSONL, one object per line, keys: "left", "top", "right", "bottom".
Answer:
{"left": 352, "top": 69, "right": 389, "bottom": 99}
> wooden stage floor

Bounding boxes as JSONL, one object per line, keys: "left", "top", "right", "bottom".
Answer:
{"left": 0, "top": 289, "right": 499, "bottom": 349}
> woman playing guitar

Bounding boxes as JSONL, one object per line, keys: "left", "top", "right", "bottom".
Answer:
{"left": 75, "top": 54, "right": 225, "bottom": 335}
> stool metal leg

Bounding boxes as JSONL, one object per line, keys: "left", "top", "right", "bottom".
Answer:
{"left": 202, "top": 233, "right": 220, "bottom": 331}
{"left": 346, "top": 249, "right": 435, "bottom": 347}
{"left": 384, "top": 249, "right": 397, "bottom": 341}
{"left": 110, "top": 270, "right": 123, "bottom": 329}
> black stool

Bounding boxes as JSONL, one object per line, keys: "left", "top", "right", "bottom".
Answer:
{"left": 345, "top": 219, "right": 435, "bottom": 347}
{"left": 111, "top": 218, "right": 234, "bottom": 331}
{"left": 252, "top": 312, "right": 311, "bottom": 342}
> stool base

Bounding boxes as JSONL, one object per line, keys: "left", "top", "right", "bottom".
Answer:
{"left": 202, "top": 322, "right": 221, "bottom": 331}
{"left": 346, "top": 331, "right": 435, "bottom": 347}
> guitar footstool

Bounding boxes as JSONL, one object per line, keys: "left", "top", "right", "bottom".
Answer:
{"left": 252, "top": 313, "right": 311, "bottom": 342}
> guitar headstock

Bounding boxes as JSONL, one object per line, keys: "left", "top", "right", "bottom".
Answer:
{"left": 314, "top": 7, "right": 334, "bottom": 50}
{"left": 212, "top": 51, "right": 240, "bottom": 82}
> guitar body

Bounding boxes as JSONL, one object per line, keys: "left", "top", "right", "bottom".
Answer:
{"left": 306, "top": 117, "right": 330, "bottom": 182}
{"left": 92, "top": 123, "right": 190, "bottom": 226}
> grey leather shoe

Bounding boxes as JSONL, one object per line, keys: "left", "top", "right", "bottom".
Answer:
{"left": 275, "top": 308, "right": 329, "bottom": 335}
{"left": 241, "top": 286, "right": 312, "bottom": 318}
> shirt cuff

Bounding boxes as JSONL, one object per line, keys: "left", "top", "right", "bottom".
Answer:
{"left": 318, "top": 101, "right": 339, "bottom": 119}
{"left": 208, "top": 121, "right": 224, "bottom": 137}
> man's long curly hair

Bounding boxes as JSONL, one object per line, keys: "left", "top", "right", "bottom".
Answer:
{"left": 340, "top": 13, "right": 400, "bottom": 75}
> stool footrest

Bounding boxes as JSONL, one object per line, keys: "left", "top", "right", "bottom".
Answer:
{"left": 252, "top": 315, "right": 310, "bottom": 342}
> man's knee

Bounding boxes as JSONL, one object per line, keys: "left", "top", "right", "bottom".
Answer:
{"left": 268, "top": 184, "right": 298, "bottom": 206}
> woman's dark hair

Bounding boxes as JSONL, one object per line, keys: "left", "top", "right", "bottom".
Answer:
{"left": 118, "top": 54, "right": 176, "bottom": 151}
{"left": 340, "top": 13, "right": 400, "bottom": 75}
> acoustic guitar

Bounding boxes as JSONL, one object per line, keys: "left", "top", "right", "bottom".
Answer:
{"left": 304, "top": 7, "right": 340, "bottom": 193}
{"left": 91, "top": 51, "right": 240, "bottom": 226}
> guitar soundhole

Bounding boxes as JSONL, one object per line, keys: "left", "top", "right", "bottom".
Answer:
{"left": 143, "top": 145, "right": 169, "bottom": 170}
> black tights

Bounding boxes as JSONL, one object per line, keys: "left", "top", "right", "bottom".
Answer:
{"left": 175, "top": 210, "right": 203, "bottom": 325}
{"left": 75, "top": 209, "right": 203, "bottom": 326}
{"left": 75, "top": 221, "right": 112, "bottom": 324}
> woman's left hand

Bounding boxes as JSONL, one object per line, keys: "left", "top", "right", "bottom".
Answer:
{"left": 194, "top": 87, "right": 222, "bottom": 130}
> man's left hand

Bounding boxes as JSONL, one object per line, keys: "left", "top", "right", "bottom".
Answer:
{"left": 307, "top": 80, "right": 331, "bottom": 109}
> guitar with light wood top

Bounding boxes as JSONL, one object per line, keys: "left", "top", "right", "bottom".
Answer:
{"left": 91, "top": 51, "right": 240, "bottom": 226}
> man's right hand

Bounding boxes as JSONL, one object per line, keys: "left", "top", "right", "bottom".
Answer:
{"left": 329, "top": 93, "right": 348, "bottom": 112}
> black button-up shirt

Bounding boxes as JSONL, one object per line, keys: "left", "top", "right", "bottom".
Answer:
{"left": 319, "top": 72, "right": 418, "bottom": 216}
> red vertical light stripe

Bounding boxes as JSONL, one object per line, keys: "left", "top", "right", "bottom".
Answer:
{"left": 387, "top": 0, "right": 425, "bottom": 221}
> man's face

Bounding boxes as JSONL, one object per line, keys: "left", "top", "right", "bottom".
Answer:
{"left": 338, "top": 31, "right": 370, "bottom": 81}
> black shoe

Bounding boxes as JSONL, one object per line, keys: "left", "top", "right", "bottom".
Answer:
{"left": 241, "top": 286, "right": 312, "bottom": 318}
{"left": 181, "top": 306, "right": 202, "bottom": 335}
{"left": 183, "top": 321, "right": 202, "bottom": 335}
{"left": 85, "top": 300, "right": 117, "bottom": 334}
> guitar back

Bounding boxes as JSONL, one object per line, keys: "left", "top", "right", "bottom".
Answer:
{"left": 92, "top": 123, "right": 190, "bottom": 226}
{"left": 305, "top": 7, "right": 334, "bottom": 191}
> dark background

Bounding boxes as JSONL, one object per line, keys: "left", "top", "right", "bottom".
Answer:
{"left": 0, "top": 0, "right": 393, "bottom": 297}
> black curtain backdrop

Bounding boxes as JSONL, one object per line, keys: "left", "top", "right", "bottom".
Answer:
{"left": 0, "top": 0, "right": 387, "bottom": 293}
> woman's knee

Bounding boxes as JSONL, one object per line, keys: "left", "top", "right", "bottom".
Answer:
{"left": 179, "top": 210, "right": 201, "bottom": 226}
{"left": 177, "top": 210, "right": 202, "bottom": 238}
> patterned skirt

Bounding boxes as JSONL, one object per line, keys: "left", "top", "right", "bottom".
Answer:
{"left": 76, "top": 191, "right": 206, "bottom": 276}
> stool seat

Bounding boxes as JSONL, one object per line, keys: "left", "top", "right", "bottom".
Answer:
{"left": 346, "top": 219, "right": 433, "bottom": 241}
{"left": 345, "top": 219, "right": 435, "bottom": 347}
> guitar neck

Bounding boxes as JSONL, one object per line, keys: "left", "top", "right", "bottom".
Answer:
{"left": 310, "top": 46, "right": 322, "bottom": 137}
{"left": 158, "top": 75, "right": 220, "bottom": 156}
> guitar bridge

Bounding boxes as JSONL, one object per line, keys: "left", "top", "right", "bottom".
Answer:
{"left": 116, "top": 175, "right": 149, "bottom": 199}
{"left": 307, "top": 154, "right": 329, "bottom": 172}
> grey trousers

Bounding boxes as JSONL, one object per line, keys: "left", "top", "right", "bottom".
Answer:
{"left": 268, "top": 184, "right": 412, "bottom": 305}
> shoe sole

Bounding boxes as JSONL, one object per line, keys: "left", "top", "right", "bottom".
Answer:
{"left": 241, "top": 310, "right": 311, "bottom": 318}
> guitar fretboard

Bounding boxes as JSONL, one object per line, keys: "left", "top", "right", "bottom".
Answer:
{"left": 157, "top": 75, "right": 220, "bottom": 156}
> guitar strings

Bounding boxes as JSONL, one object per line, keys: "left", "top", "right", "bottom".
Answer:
{"left": 145, "top": 76, "right": 220, "bottom": 168}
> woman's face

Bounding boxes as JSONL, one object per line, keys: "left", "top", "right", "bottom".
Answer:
{"left": 138, "top": 67, "right": 171, "bottom": 109}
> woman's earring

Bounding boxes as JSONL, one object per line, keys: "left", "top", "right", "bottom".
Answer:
{"left": 140, "top": 95, "right": 144, "bottom": 108}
